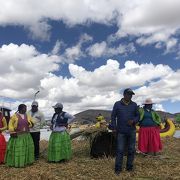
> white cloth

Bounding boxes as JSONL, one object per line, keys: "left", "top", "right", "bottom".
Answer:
{"left": 53, "top": 112, "right": 75, "bottom": 132}
{"left": 18, "top": 113, "right": 25, "bottom": 119}
{"left": 28, "top": 110, "right": 45, "bottom": 132}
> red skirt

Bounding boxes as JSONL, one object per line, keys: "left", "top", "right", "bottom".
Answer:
{"left": 0, "top": 133, "right": 6, "bottom": 163}
{"left": 138, "top": 126, "right": 162, "bottom": 153}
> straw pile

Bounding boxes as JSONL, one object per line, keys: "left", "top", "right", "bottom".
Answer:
{"left": 0, "top": 136, "right": 179, "bottom": 180}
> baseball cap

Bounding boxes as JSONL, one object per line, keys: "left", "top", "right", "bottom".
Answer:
{"left": 123, "top": 88, "right": 135, "bottom": 95}
{"left": 52, "top": 103, "right": 63, "bottom": 109}
{"left": 31, "top": 101, "right": 38, "bottom": 106}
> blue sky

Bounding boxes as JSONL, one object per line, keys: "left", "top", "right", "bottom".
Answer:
{"left": 0, "top": 0, "right": 180, "bottom": 116}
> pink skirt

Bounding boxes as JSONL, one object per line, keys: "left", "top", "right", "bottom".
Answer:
{"left": 138, "top": 126, "right": 162, "bottom": 153}
{"left": 0, "top": 133, "right": 6, "bottom": 163}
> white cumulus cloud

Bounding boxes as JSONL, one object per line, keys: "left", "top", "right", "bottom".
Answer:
{"left": 0, "top": 45, "right": 180, "bottom": 116}
{"left": 87, "top": 41, "right": 136, "bottom": 57}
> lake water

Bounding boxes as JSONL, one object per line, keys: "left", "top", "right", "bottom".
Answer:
{"left": 3, "top": 129, "right": 180, "bottom": 141}
{"left": 173, "top": 130, "right": 180, "bottom": 138}
{"left": 3, "top": 128, "right": 81, "bottom": 141}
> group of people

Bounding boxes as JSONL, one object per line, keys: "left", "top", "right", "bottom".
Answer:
{"left": 0, "top": 101, "right": 75, "bottom": 167}
{"left": 109, "top": 88, "right": 162, "bottom": 175}
{"left": 0, "top": 88, "right": 162, "bottom": 175}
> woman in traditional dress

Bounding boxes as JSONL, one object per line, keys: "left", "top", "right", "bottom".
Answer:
{"left": 0, "top": 111, "right": 7, "bottom": 164}
{"left": 48, "top": 103, "right": 75, "bottom": 162}
{"left": 5, "top": 104, "right": 35, "bottom": 167}
{"left": 138, "top": 98, "right": 162, "bottom": 155}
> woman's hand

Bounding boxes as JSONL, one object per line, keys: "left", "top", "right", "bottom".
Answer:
{"left": 127, "top": 120, "right": 134, "bottom": 126}
{"left": 50, "top": 125, "right": 53, "bottom": 130}
{"left": 10, "top": 132, "right": 17, "bottom": 138}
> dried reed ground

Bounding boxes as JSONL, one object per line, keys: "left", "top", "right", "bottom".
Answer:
{"left": 0, "top": 137, "right": 179, "bottom": 180}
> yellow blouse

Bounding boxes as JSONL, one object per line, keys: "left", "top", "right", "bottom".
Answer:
{"left": 0, "top": 117, "right": 7, "bottom": 132}
{"left": 8, "top": 113, "right": 35, "bottom": 132}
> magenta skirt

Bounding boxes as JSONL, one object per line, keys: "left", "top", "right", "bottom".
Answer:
{"left": 138, "top": 126, "right": 162, "bottom": 153}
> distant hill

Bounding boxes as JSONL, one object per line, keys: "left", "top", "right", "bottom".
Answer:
{"left": 74, "top": 109, "right": 111, "bottom": 124}
{"left": 74, "top": 109, "right": 179, "bottom": 125}
{"left": 156, "top": 111, "right": 174, "bottom": 120}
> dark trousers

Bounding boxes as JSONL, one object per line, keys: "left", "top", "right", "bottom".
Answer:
{"left": 115, "top": 131, "right": 136, "bottom": 171}
{"left": 30, "top": 131, "right": 40, "bottom": 159}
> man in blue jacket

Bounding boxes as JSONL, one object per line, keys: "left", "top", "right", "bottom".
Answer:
{"left": 109, "top": 88, "right": 140, "bottom": 175}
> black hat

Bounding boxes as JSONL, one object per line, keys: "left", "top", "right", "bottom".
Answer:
{"left": 123, "top": 88, "right": 135, "bottom": 95}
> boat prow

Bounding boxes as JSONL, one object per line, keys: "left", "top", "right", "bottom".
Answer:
{"left": 160, "top": 119, "right": 175, "bottom": 138}
{"left": 136, "top": 119, "right": 175, "bottom": 138}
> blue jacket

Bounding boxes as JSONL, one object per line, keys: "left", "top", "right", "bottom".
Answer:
{"left": 109, "top": 99, "right": 140, "bottom": 133}
{"left": 51, "top": 111, "right": 68, "bottom": 127}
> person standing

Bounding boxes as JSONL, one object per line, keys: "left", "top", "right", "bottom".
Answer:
{"left": 48, "top": 103, "right": 75, "bottom": 162}
{"left": 109, "top": 88, "right": 140, "bottom": 175}
{"left": 5, "top": 104, "right": 35, "bottom": 167}
{"left": 28, "top": 101, "right": 45, "bottom": 160}
{"left": 95, "top": 113, "right": 106, "bottom": 128}
{"left": 138, "top": 98, "right": 162, "bottom": 155}
{"left": 0, "top": 111, "right": 7, "bottom": 164}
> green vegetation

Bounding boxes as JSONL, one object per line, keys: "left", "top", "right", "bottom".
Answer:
{"left": 175, "top": 114, "right": 180, "bottom": 123}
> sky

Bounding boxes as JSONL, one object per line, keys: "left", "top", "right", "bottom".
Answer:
{"left": 0, "top": 0, "right": 180, "bottom": 118}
